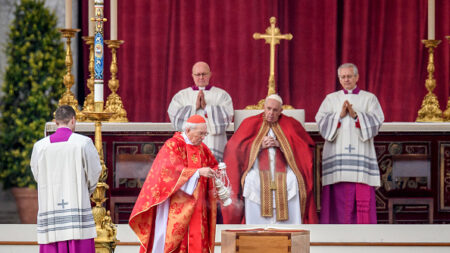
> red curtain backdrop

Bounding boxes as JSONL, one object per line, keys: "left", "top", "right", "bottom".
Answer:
{"left": 81, "top": 0, "right": 450, "bottom": 122}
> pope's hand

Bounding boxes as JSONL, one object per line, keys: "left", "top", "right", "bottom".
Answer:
{"left": 198, "top": 167, "right": 216, "bottom": 178}
{"left": 261, "top": 136, "right": 280, "bottom": 149}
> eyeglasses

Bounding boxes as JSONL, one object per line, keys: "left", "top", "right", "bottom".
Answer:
{"left": 198, "top": 131, "right": 209, "bottom": 137}
{"left": 193, "top": 72, "right": 210, "bottom": 77}
{"left": 338, "top": 75, "right": 355, "bottom": 80}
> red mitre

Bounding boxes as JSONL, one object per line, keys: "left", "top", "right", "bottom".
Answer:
{"left": 187, "top": 115, "right": 206, "bottom": 123}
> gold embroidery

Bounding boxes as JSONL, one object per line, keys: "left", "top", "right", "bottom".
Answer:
{"left": 259, "top": 170, "right": 273, "bottom": 217}
{"left": 191, "top": 154, "right": 198, "bottom": 164}
{"left": 241, "top": 121, "right": 269, "bottom": 188}
{"left": 272, "top": 123, "right": 307, "bottom": 220}
{"left": 275, "top": 172, "right": 288, "bottom": 220}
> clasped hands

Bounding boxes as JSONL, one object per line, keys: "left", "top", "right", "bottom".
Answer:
{"left": 340, "top": 100, "right": 357, "bottom": 119}
{"left": 196, "top": 90, "right": 206, "bottom": 110}
{"left": 261, "top": 136, "right": 280, "bottom": 149}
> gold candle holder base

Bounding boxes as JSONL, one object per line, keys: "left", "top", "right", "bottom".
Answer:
{"left": 58, "top": 28, "right": 82, "bottom": 119}
{"left": 84, "top": 107, "right": 117, "bottom": 252}
{"left": 104, "top": 40, "right": 128, "bottom": 122}
{"left": 80, "top": 36, "right": 95, "bottom": 122}
{"left": 443, "top": 36, "right": 450, "bottom": 122}
{"left": 416, "top": 39, "right": 442, "bottom": 122}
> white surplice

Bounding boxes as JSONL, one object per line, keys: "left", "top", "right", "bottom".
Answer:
{"left": 167, "top": 86, "right": 233, "bottom": 161}
{"left": 30, "top": 133, "right": 102, "bottom": 244}
{"left": 315, "top": 88, "right": 384, "bottom": 187}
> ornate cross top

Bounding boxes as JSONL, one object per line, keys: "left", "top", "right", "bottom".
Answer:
{"left": 253, "top": 17, "right": 293, "bottom": 96}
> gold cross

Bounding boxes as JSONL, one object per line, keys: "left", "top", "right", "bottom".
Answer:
{"left": 253, "top": 17, "right": 293, "bottom": 97}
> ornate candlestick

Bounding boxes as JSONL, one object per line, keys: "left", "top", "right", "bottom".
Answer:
{"left": 83, "top": 110, "right": 116, "bottom": 253}
{"left": 443, "top": 36, "right": 450, "bottom": 122}
{"left": 104, "top": 40, "right": 128, "bottom": 122}
{"left": 86, "top": 1, "right": 117, "bottom": 252}
{"left": 416, "top": 39, "right": 442, "bottom": 122}
{"left": 58, "top": 28, "right": 82, "bottom": 119}
{"left": 80, "top": 36, "right": 95, "bottom": 121}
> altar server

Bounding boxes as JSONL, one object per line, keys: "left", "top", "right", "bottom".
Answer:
{"left": 316, "top": 63, "right": 384, "bottom": 224}
{"left": 168, "top": 61, "right": 233, "bottom": 161}
{"left": 30, "top": 105, "right": 102, "bottom": 252}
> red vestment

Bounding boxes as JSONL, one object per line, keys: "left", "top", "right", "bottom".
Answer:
{"left": 222, "top": 113, "right": 318, "bottom": 224}
{"left": 129, "top": 132, "right": 218, "bottom": 253}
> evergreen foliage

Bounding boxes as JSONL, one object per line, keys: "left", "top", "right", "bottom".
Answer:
{"left": 0, "top": 0, "right": 65, "bottom": 189}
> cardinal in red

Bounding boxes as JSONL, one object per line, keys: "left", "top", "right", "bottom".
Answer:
{"left": 129, "top": 115, "right": 218, "bottom": 253}
{"left": 222, "top": 94, "right": 318, "bottom": 224}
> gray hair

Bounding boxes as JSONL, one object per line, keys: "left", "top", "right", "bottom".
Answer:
{"left": 182, "top": 122, "right": 204, "bottom": 132}
{"left": 338, "top": 63, "right": 358, "bottom": 76}
{"left": 265, "top": 94, "right": 283, "bottom": 106}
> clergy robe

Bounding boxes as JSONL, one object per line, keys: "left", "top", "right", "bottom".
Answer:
{"left": 167, "top": 84, "right": 233, "bottom": 161}
{"left": 129, "top": 132, "right": 218, "bottom": 253}
{"left": 30, "top": 127, "right": 101, "bottom": 252}
{"left": 221, "top": 113, "right": 318, "bottom": 224}
{"left": 315, "top": 87, "right": 384, "bottom": 224}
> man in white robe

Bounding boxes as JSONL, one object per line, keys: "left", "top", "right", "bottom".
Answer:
{"left": 30, "top": 105, "right": 102, "bottom": 252}
{"left": 168, "top": 61, "right": 233, "bottom": 161}
{"left": 315, "top": 63, "right": 384, "bottom": 224}
{"left": 222, "top": 95, "right": 318, "bottom": 225}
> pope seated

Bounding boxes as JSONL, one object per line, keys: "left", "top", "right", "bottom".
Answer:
{"left": 222, "top": 94, "right": 318, "bottom": 224}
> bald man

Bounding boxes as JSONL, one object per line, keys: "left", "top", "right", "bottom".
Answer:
{"left": 168, "top": 61, "right": 233, "bottom": 161}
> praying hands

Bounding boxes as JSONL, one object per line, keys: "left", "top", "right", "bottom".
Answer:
{"left": 340, "top": 100, "right": 357, "bottom": 119}
{"left": 196, "top": 90, "right": 206, "bottom": 110}
{"left": 261, "top": 136, "right": 280, "bottom": 149}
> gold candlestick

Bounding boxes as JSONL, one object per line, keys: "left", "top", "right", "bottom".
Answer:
{"left": 84, "top": 103, "right": 117, "bottom": 253}
{"left": 80, "top": 36, "right": 95, "bottom": 122}
{"left": 443, "top": 36, "right": 450, "bottom": 122}
{"left": 58, "top": 28, "right": 82, "bottom": 119}
{"left": 416, "top": 39, "right": 442, "bottom": 122}
{"left": 104, "top": 40, "right": 128, "bottom": 122}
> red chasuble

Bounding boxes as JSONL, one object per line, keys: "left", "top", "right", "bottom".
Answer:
{"left": 129, "top": 132, "right": 218, "bottom": 253}
{"left": 222, "top": 113, "right": 318, "bottom": 224}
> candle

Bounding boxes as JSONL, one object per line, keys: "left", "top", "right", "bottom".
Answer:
{"left": 88, "top": 0, "right": 94, "bottom": 36}
{"left": 110, "top": 0, "right": 118, "bottom": 40}
{"left": 428, "top": 0, "right": 435, "bottom": 40}
{"left": 65, "top": 0, "right": 72, "bottom": 28}
{"left": 94, "top": 81, "right": 103, "bottom": 102}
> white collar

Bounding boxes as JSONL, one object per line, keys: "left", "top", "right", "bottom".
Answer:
{"left": 181, "top": 132, "right": 193, "bottom": 145}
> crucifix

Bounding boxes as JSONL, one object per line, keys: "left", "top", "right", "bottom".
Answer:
{"left": 246, "top": 17, "right": 293, "bottom": 109}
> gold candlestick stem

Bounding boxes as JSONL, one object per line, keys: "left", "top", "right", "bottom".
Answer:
{"left": 104, "top": 40, "right": 128, "bottom": 122}
{"left": 84, "top": 106, "right": 117, "bottom": 253}
{"left": 58, "top": 28, "right": 82, "bottom": 119}
{"left": 80, "top": 36, "right": 95, "bottom": 121}
{"left": 416, "top": 39, "right": 442, "bottom": 122}
{"left": 443, "top": 36, "right": 450, "bottom": 122}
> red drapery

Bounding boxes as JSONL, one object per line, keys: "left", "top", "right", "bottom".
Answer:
{"left": 80, "top": 0, "right": 450, "bottom": 122}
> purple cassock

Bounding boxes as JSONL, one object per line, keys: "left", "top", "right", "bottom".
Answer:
{"left": 320, "top": 182, "right": 377, "bottom": 224}
{"left": 40, "top": 127, "right": 95, "bottom": 253}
